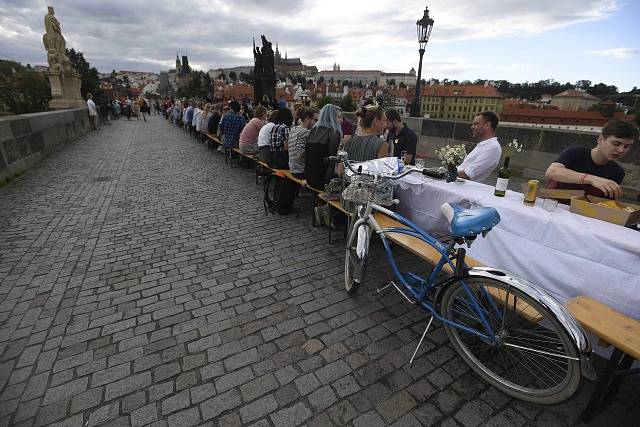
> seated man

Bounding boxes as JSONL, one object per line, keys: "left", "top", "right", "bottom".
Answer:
{"left": 218, "top": 101, "right": 247, "bottom": 148}
{"left": 385, "top": 108, "right": 417, "bottom": 165}
{"left": 457, "top": 111, "right": 502, "bottom": 182}
{"left": 545, "top": 120, "right": 638, "bottom": 199}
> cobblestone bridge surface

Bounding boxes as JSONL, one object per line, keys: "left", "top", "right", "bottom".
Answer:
{"left": 0, "top": 115, "right": 637, "bottom": 427}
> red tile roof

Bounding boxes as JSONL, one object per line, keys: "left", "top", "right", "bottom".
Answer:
{"left": 223, "top": 84, "right": 254, "bottom": 100}
{"left": 553, "top": 89, "right": 601, "bottom": 101}
{"left": 501, "top": 107, "right": 609, "bottom": 125}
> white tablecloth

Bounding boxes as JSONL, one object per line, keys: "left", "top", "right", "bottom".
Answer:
{"left": 396, "top": 173, "right": 640, "bottom": 320}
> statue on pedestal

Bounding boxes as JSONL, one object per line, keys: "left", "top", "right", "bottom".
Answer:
{"left": 252, "top": 35, "right": 276, "bottom": 107}
{"left": 42, "top": 6, "right": 84, "bottom": 109}
{"left": 43, "top": 6, "right": 73, "bottom": 73}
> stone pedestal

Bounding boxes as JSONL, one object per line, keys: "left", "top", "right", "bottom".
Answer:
{"left": 47, "top": 71, "right": 85, "bottom": 109}
{"left": 260, "top": 77, "right": 276, "bottom": 105}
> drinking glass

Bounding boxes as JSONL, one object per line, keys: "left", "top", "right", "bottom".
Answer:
{"left": 541, "top": 198, "right": 558, "bottom": 212}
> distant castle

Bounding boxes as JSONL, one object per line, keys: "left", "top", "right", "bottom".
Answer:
{"left": 273, "top": 43, "right": 318, "bottom": 81}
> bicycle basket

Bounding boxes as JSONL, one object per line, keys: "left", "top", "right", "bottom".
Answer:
{"left": 324, "top": 178, "right": 345, "bottom": 201}
{"left": 342, "top": 174, "right": 394, "bottom": 206}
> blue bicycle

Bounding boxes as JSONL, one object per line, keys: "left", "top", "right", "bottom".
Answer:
{"left": 334, "top": 152, "right": 592, "bottom": 404}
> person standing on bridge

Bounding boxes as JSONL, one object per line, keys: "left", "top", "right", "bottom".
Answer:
{"left": 86, "top": 93, "right": 99, "bottom": 130}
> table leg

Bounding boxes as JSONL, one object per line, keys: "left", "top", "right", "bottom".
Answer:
{"left": 581, "top": 348, "right": 625, "bottom": 422}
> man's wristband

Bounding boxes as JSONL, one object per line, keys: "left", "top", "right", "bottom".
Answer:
{"left": 580, "top": 173, "right": 588, "bottom": 185}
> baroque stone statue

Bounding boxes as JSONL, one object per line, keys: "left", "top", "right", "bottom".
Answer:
{"left": 252, "top": 35, "right": 276, "bottom": 106}
{"left": 42, "top": 6, "right": 73, "bottom": 73}
{"left": 42, "top": 6, "right": 84, "bottom": 109}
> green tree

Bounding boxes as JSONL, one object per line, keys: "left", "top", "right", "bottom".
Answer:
{"left": 0, "top": 60, "right": 51, "bottom": 114}
{"left": 339, "top": 94, "right": 356, "bottom": 112}
{"left": 399, "top": 82, "right": 407, "bottom": 89}
{"left": 229, "top": 71, "right": 237, "bottom": 81}
{"left": 317, "top": 76, "right": 325, "bottom": 85}
{"left": 315, "top": 96, "right": 334, "bottom": 109}
{"left": 65, "top": 48, "right": 102, "bottom": 99}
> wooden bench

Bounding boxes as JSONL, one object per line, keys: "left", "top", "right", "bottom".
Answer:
{"left": 566, "top": 296, "right": 640, "bottom": 421}
{"left": 206, "top": 133, "right": 221, "bottom": 150}
{"left": 374, "top": 214, "right": 543, "bottom": 323}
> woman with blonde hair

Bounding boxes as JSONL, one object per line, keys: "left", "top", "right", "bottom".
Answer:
{"left": 199, "top": 103, "right": 212, "bottom": 143}
{"left": 344, "top": 104, "right": 387, "bottom": 161}
{"left": 131, "top": 98, "right": 140, "bottom": 120}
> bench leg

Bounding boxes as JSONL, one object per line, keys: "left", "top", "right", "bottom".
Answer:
{"left": 602, "top": 353, "right": 634, "bottom": 406}
{"left": 581, "top": 348, "right": 626, "bottom": 422}
{"left": 312, "top": 195, "right": 318, "bottom": 227}
{"left": 328, "top": 204, "right": 333, "bottom": 244}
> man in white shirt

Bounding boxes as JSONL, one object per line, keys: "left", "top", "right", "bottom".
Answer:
{"left": 458, "top": 111, "right": 502, "bottom": 182}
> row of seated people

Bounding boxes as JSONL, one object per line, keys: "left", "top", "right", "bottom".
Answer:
{"left": 221, "top": 101, "right": 415, "bottom": 193}
{"left": 166, "top": 99, "right": 639, "bottom": 203}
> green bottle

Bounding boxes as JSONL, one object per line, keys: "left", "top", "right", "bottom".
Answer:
{"left": 494, "top": 157, "right": 510, "bottom": 197}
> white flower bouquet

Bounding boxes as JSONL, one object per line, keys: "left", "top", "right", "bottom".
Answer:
{"left": 504, "top": 138, "right": 522, "bottom": 157}
{"left": 435, "top": 144, "right": 467, "bottom": 168}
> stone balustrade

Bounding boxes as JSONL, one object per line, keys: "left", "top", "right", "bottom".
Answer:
{"left": 0, "top": 108, "right": 89, "bottom": 181}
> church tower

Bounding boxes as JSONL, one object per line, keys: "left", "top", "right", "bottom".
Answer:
{"left": 275, "top": 43, "right": 281, "bottom": 65}
{"left": 176, "top": 53, "right": 181, "bottom": 74}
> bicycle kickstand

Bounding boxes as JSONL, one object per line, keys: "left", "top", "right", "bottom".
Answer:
{"left": 409, "top": 316, "right": 434, "bottom": 366}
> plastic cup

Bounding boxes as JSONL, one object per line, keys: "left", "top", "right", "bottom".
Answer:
{"left": 541, "top": 198, "right": 558, "bottom": 212}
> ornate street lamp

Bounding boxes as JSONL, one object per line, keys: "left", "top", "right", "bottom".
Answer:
{"left": 411, "top": 6, "right": 434, "bottom": 117}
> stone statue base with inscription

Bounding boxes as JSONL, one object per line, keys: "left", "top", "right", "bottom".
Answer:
{"left": 47, "top": 71, "right": 84, "bottom": 109}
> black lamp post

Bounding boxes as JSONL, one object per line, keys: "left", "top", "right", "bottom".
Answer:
{"left": 411, "top": 7, "right": 434, "bottom": 117}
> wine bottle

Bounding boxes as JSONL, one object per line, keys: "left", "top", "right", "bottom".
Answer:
{"left": 494, "top": 157, "right": 510, "bottom": 197}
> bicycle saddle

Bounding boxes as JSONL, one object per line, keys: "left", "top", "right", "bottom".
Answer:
{"left": 441, "top": 203, "right": 501, "bottom": 238}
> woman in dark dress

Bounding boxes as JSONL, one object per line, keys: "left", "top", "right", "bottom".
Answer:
{"left": 304, "top": 104, "right": 343, "bottom": 191}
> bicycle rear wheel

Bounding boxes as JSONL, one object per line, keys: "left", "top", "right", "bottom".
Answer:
{"left": 440, "top": 276, "right": 581, "bottom": 404}
{"left": 344, "top": 220, "right": 370, "bottom": 295}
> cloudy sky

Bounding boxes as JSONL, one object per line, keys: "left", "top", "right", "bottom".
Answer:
{"left": 1, "top": 0, "right": 638, "bottom": 90}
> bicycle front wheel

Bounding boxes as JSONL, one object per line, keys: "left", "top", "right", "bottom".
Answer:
{"left": 440, "top": 276, "right": 581, "bottom": 404}
{"left": 344, "top": 220, "right": 370, "bottom": 295}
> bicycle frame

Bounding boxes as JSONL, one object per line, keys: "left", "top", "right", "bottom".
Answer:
{"left": 337, "top": 153, "right": 591, "bottom": 376}
{"left": 349, "top": 201, "right": 498, "bottom": 342}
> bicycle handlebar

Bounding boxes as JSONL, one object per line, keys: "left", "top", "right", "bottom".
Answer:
{"left": 327, "top": 153, "right": 445, "bottom": 180}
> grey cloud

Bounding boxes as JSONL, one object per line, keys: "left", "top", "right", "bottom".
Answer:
{"left": 1, "top": 0, "right": 329, "bottom": 72}
{"left": 0, "top": 0, "right": 622, "bottom": 73}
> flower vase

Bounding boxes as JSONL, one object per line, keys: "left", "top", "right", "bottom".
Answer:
{"left": 446, "top": 163, "right": 458, "bottom": 182}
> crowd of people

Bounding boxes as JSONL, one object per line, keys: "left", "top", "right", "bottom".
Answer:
{"left": 162, "top": 95, "right": 639, "bottom": 205}
{"left": 154, "top": 95, "right": 431, "bottom": 222}
{"left": 85, "top": 94, "right": 162, "bottom": 130}
{"left": 96, "top": 94, "right": 636, "bottom": 211}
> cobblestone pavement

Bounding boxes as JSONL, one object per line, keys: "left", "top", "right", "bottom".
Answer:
{"left": 0, "top": 114, "right": 637, "bottom": 427}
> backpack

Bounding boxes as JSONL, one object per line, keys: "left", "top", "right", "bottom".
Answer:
{"left": 268, "top": 124, "right": 289, "bottom": 169}
{"left": 263, "top": 173, "right": 297, "bottom": 215}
